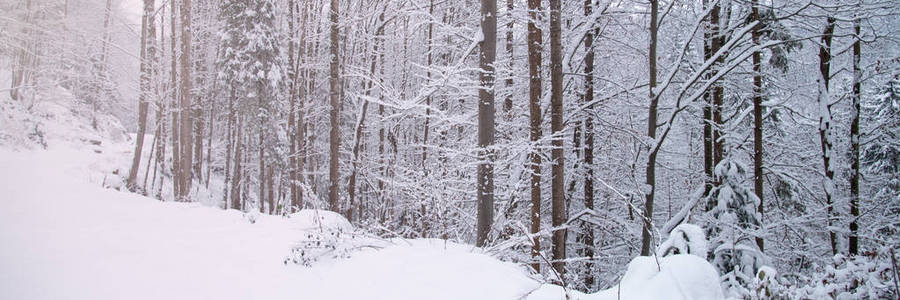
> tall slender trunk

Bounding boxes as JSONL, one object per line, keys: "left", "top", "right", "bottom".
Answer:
{"left": 640, "top": 0, "right": 659, "bottom": 257}
{"left": 328, "top": 0, "right": 342, "bottom": 213}
{"left": 223, "top": 89, "right": 235, "bottom": 208}
{"left": 423, "top": 0, "right": 434, "bottom": 168}
{"left": 179, "top": 0, "right": 194, "bottom": 201}
{"left": 503, "top": 0, "right": 514, "bottom": 116}
{"left": 582, "top": 0, "right": 596, "bottom": 287}
{"left": 701, "top": 0, "right": 715, "bottom": 196}
{"left": 476, "top": 0, "right": 498, "bottom": 248}
{"left": 231, "top": 116, "right": 244, "bottom": 211}
{"left": 288, "top": 0, "right": 299, "bottom": 213}
{"left": 170, "top": 0, "right": 181, "bottom": 200}
{"left": 549, "top": 0, "right": 566, "bottom": 275}
{"left": 710, "top": 3, "right": 725, "bottom": 172}
{"left": 849, "top": 18, "right": 861, "bottom": 256}
{"left": 128, "top": 0, "right": 156, "bottom": 191}
{"left": 751, "top": 0, "right": 765, "bottom": 253}
{"left": 818, "top": 17, "right": 837, "bottom": 256}
{"left": 526, "top": 0, "right": 543, "bottom": 274}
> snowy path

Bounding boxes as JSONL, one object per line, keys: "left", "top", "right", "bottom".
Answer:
{"left": 0, "top": 146, "right": 540, "bottom": 300}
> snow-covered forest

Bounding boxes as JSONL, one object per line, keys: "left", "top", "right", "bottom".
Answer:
{"left": 1, "top": 0, "right": 899, "bottom": 298}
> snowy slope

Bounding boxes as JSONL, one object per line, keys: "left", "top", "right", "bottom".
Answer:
{"left": 0, "top": 145, "right": 544, "bottom": 300}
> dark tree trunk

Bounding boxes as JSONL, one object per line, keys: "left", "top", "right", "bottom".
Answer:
{"left": 849, "top": 19, "right": 861, "bottom": 256}
{"left": 751, "top": 0, "right": 765, "bottom": 253}
{"left": 582, "top": 0, "right": 596, "bottom": 288}
{"left": 640, "top": 0, "right": 659, "bottom": 257}
{"left": 549, "top": 0, "right": 566, "bottom": 276}
{"left": 526, "top": 0, "right": 543, "bottom": 273}
{"left": 476, "top": 0, "right": 497, "bottom": 248}
{"left": 818, "top": 17, "right": 837, "bottom": 256}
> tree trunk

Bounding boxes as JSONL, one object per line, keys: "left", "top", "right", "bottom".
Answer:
{"left": 526, "top": 0, "right": 543, "bottom": 274}
{"left": 328, "top": 0, "right": 342, "bottom": 213}
{"left": 476, "top": 0, "right": 497, "bottom": 248}
{"left": 582, "top": 0, "right": 596, "bottom": 288}
{"left": 223, "top": 88, "right": 234, "bottom": 208}
{"left": 231, "top": 116, "right": 244, "bottom": 211}
{"left": 818, "top": 17, "right": 837, "bottom": 256}
{"left": 423, "top": 1, "right": 434, "bottom": 168}
{"left": 549, "top": 0, "right": 566, "bottom": 276}
{"left": 751, "top": 0, "right": 765, "bottom": 253}
{"left": 179, "top": 0, "right": 194, "bottom": 201}
{"left": 128, "top": 0, "right": 156, "bottom": 191}
{"left": 169, "top": 0, "right": 181, "bottom": 200}
{"left": 640, "top": 0, "right": 659, "bottom": 257}
{"left": 503, "top": 0, "right": 514, "bottom": 116}
{"left": 849, "top": 18, "right": 861, "bottom": 256}
{"left": 287, "top": 0, "right": 299, "bottom": 213}
{"left": 701, "top": 0, "right": 715, "bottom": 196}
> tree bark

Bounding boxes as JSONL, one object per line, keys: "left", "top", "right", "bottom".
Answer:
{"left": 328, "top": 0, "right": 342, "bottom": 213}
{"left": 526, "top": 0, "right": 543, "bottom": 274}
{"left": 818, "top": 17, "right": 837, "bottom": 256}
{"left": 849, "top": 18, "right": 861, "bottom": 256}
{"left": 231, "top": 116, "right": 244, "bottom": 211}
{"left": 640, "top": 0, "right": 659, "bottom": 257}
{"left": 476, "top": 0, "right": 497, "bottom": 248}
{"left": 503, "top": 0, "right": 514, "bottom": 116}
{"left": 179, "top": 0, "right": 194, "bottom": 201}
{"left": 169, "top": 0, "right": 181, "bottom": 200}
{"left": 287, "top": 0, "right": 299, "bottom": 213}
{"left": 582, "top": 0, "right": 596, "bottom": 288}
{"left": 751, "top": 0, "right": 765, "bottom": 253}
{"left": 549, "top": 0, "right": 566, "bottom": 275}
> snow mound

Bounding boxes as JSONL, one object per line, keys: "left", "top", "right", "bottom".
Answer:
{"left": 529, "top": 254, "right": 724, "bottom": 300}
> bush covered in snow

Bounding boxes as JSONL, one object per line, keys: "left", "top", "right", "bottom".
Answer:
{"left": 789, "top": 247, "right": 900, "bottom": 299}
{"left": 284, "top": 210, "right": 388, "bottom": 267}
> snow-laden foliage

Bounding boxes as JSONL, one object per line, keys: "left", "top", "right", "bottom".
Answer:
{"left": 658, "top": 223, "right": 707, "bottom": 258}
{"left": 703, "top": 157, "right": 767, "bottom": 298}
{"left": 790, "top": 247, "right": 900, "bottom": 299}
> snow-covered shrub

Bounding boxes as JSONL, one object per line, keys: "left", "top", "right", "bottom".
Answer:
{"left": 283, "top": 210, "right": 387, "bottom": 267}
{"left": 791, "top": 247, "right": 900, "bottom": 299}
{"left": 658, "top": 223, "right": 708, "bottom": 258}
{"left": 703, "top": 157, "right": 769, "bottom": 298}
{"left": 750, "top": 266, "right": 785, "bottom": 299}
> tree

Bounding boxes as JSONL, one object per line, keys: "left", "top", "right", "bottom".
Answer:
{"left": 549, "top": 0, "right": 566, "bottom": 276}
{"left": 750, "top": 0, "right": 765, "bottom": 253}
{"left": 848, "top": 17, "right": 861, "bottom": 256}
{"left": 178, "top": 0, "right": 194, "bottom": 201}
{"left": 817, "top": 16, "right": 837, "bottom": 256}
{"left": 128, "top": 0, "right": 157, "bottom": 192}
{"left": 581, "top": 0, "right": 597, "bottom": 288}
{"left": 526, "top": 0, "right": 543, "bottom": 273}
{"left": 640, "top": 0, "right": 659, "bottom": 257}
{"left": 328, "top": 0, "right": 341, "bottom": 214}
{"left": 475, "top": 0, "right": 497, "bottom": 247}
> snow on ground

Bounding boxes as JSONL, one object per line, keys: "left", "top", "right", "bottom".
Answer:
{"left": 0, "top": 143, "right": 547, "bottom": 299}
